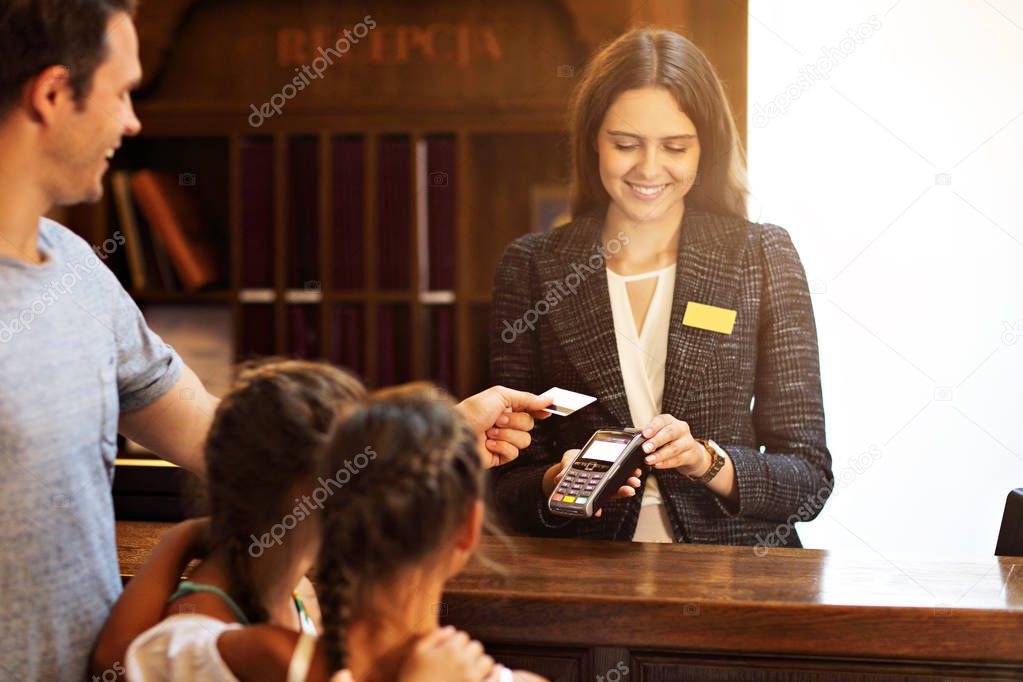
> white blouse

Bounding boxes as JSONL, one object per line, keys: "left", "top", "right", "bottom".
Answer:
{"left": 606, "top": 263, "right": 677, "bottom": 543}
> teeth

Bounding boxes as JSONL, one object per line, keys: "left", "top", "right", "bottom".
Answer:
{"left": 630, "top": 183, "right": 666, "bottom": 196}
{"left": 105, "top": 149, "right": 115, "bottom": 159}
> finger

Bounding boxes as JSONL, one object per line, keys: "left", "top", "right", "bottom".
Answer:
{"left": 470, "top": 652, "right": 495, "bottom": 679}
{"left": 484, "top": 439, "right": 518, "bottom": 464}
{"left": 657, "top": 445, "right": 703, "bottom": 470}
{"left": 493, "top": 386, "right": 554, "bottom": 415}
{"left": 650, "top": 439, "right": 687, "bottom": 468}
{"left": 655, "top": 434, "right": 701, "bottom": 469}
{"left": 610, "top": 484, "right": 637, "bottom": 500}
{"left": 642, "top": 421, "right": 688, "bottom": 458}
{"left": 461, "top": 639, "right": 485, "bottom": 663}
{"left": 495, "top": 411, "right": 534, "bottom": 432}
{"left": 484, "top": 426, "right": 531, "bottom": 451}
{"left": 556, "top": 449, "right": 580, "bottom": 478}
{"left": 642, "top": 426, "right": 679, "bottom": 455}
{"left": 641, "top": 413, "right": 673, "bottom": 439}
{"left": 442, "top": 630, "right": 471, "bottom": 653}
{"left": 417, "top": 625, "right": 457, "bottom": 651}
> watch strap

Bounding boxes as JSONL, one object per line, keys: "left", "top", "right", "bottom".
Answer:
{"left": 689, "top": 438, "right": 726, "bottom": 484}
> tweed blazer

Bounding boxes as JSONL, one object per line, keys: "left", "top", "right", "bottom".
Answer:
{"left": 489, "top": 208, "right": 833, "bottom": 547}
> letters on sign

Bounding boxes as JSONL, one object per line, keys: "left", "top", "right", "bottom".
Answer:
{"left": 278, "top": 23, "right": 503, "bottom": 68}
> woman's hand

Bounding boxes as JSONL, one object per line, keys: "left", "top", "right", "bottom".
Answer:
{"left": 640, "top": 415, "right": 710, "bottom": 476}
{"left": 542, "top": 449, "right": 642, "bottom": 517}
{"left": 399, "top": 626, "right": 496, "bottom": 682}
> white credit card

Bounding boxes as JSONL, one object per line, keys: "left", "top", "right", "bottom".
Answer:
{"left": 538, "top": 387, "right": 597, "bottom": 417}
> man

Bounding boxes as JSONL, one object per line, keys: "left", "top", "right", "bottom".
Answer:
{"left": 0, "top": 2, "right": 548, "bottom": 678}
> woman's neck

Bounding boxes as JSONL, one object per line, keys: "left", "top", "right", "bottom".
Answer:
{"left": 345, "top": 578, "right": 445, "bottom": 682}
{"left": 603, "top": 200, "right": 684, "bottom": 275}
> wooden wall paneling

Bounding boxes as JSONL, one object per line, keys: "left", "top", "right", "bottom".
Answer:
{"left": 318, "top": 132, "right": 332, "bottom": 360}
{"left": 66, "top": 202, "right": 107, "bottom": 248}
{"left": 132, "top": 110, "right": 575, "bottom": 137}
{"left": 629, "top": 0, "right": 694, "bottom": 30}
{"left": 140, "top": 0, "right": 584, "bottom": 116}
{"left": 591, "top": 647, "right": 630, "bottom": 682}
{"left": 410, "top": 130, "right": 426, "bottom": 381}
{"left": 273, "top": 133, "right": 287, "bottom": 355}
{"left": 228, "top": 134, "right": 243, "bottom": 363}
{"left": 133, "top": 0, "right": 199, "bottom": 90}
{"left": 467, "top": 303, "right": 493, "bottom": 394}
{"left": 560, "top": 0, "right": 632, "bottom": 50}
{"left": 631, "top": 652, "right": 1023, "bottom": 681}
{"left": 363, "top": 133, "right": 379, "bottom": 387}
{"left": 485, "top": 645, "right": 590, "bottom": 682}
{"left": 455, "top": 130, "right": 472, "bottom": 397}
{"left": 689, "top": 0, "right": 748, "bottom": 146}
{"left": 464, "top": 132, "right": 570, "bottom": 297}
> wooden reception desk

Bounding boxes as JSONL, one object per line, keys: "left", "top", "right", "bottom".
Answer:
{"left": 118, "top": 522, "right": 1023, "bottom": 681}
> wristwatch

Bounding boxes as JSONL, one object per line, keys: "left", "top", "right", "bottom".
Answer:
{"left": 688, "top": 438, "right": 728, "bottom": 484}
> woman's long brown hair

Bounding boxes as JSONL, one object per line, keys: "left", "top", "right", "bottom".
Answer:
{"left": 569, "top": 27, "right": 748, "bottom": 220}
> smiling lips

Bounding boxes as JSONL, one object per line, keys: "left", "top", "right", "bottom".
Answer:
{"left": 626, "top": 181, "right": 669, "bottom": 200}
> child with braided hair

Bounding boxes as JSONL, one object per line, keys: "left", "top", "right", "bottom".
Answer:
{"left": 90, "top": 360, "right": 363, "bottom": 681}
{"left": 313, "top": 383, "right": 547, "bottom": 682}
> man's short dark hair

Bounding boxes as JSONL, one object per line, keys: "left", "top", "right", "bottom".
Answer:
{"left": 0, "top": 0, "right": 138, "bottom": 116}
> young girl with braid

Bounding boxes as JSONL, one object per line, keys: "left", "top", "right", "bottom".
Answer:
{"left": 313, "top": 384, "right": 547, "bottom": 682}
{"left": 92, "top": 361, "right": 502, "bottom": 681}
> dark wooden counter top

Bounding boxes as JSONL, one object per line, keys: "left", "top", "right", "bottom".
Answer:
{"left": 118, "top": 521, "right": 1023, "bottom": 673}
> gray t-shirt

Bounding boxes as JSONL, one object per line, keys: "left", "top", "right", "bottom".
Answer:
{"left": 0, "top": 219, "right": 183, "bottom": 680}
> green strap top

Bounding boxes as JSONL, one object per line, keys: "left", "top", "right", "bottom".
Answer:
{"left": 293, "top": 591, "right": 318, "bottom": 635}
{"left": 167, "top": 581, "right": 317, "bottom": 634}
{"left": 167, "top": 580, "right": 252, "bottom": 625}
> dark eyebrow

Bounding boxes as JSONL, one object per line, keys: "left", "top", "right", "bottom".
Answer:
{"left": 606, "top": 130, "right": 697, "bottom": 141}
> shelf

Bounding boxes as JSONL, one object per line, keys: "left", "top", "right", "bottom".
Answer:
{"left": 132, "top": 290, "right": 235, "bottom": 303}
{"left": 99, "top": 130, "right": 566, "bottom": 397}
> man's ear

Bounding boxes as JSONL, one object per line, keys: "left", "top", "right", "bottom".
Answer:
{"left": 26, "top": 65, "right": 74, "bottom": 125}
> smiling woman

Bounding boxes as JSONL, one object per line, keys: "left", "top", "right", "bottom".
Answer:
{"left": 490, "top": 27, "right": 834, "bottom": 547}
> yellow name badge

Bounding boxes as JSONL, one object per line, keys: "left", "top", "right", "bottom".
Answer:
{"left": 682, "top": 302, "right": 736, "bottom": 335}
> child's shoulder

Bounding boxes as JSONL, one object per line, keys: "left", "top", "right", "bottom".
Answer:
{"left": 218, "top": 625, "right": 328, "bottom": 682}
